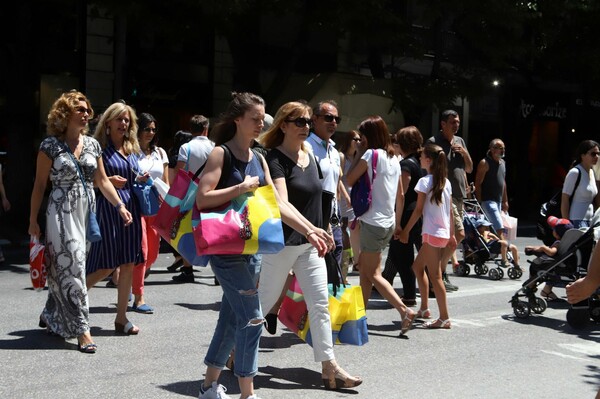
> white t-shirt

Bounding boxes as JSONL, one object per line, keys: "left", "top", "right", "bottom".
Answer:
{"left": 415, "top": 174, "right": 452, "bottom": 239}
{"left": 178, "top": 136, "right": 215, "bottom": 173}
{"left": 137, "top": 147, "right": 168, "bottom": 181}
{"left": 359, "top": 149, "right": 400, "bottom": 229}
{"left": 563, "top": 164, "right": 598, "bottom": 221}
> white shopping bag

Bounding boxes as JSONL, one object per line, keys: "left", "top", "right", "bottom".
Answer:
{"left": 501, "top": 212, "right": 518, "bottom": 242}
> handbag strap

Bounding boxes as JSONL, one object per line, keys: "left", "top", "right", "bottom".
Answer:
{"left": 63, "top": 141, "right": 93, "bottom": 209}
{"left": 370, "top": 149, "right": 379, "bottom": 183}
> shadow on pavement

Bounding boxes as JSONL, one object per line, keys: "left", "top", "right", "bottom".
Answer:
{"left": 0, "top": 329, "right": 76, "bottom": 351}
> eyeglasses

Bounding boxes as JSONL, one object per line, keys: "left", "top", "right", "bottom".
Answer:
{"left": 589, "top": 151, "right": 600, "bottom": 157}
{"left": 493, "top": 146, "right": 505, "bottom": 150}
{"left": 143, "top": 127, "right": 157, "bottom": 133}
{"left": 317, "top": 114, "right": 341, "bottom": 124}
{"left": 76, "top": 106, "right": 90, "bottom": 114}
{"left": 352, "top": 137, "right": 361, "bottom": 142}
{"left": 285, "top": 117, "right": 311, "bottom": 128}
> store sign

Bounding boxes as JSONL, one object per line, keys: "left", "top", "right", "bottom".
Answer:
{"left": 520, "top": 99, "right": 567, "bottom": 119}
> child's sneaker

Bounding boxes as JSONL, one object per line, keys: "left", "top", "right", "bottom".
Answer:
{"left": 198, "top": 381, "right": 231, "bottom": 399}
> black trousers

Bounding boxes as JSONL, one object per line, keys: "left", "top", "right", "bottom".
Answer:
{"left": 382, "top": 212, "right": 422, "bottom": 299}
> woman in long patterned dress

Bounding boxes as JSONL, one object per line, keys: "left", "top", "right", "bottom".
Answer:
{"left": 29, "top": 91, "right": 133, "bottom": 353}
{"left": 85, "top": 102, "right": 144, "bottom": 335}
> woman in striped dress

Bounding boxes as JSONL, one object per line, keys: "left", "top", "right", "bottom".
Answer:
{"left": 85, "top": 102, "right": 144, "bottom": 335}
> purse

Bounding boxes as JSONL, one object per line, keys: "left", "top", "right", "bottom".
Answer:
{"left": 132, "top": 178, "right": 160, "bottom": 216}
{"left": 350, "top": 149, "right": 378, "bottom": 219}
{"left": 29, "top": 236, "right": 47, "bottom": 291}
{"left": 193, "top": 184, "right": 285, "bottom": 255}
{"left": 153, "top": 167, "right": 209, "bottom": 266}
{"left": 65, "top": 146, "right": 102, "bottom": 243}
{"left": 278, "top": 276, "right": 369, "bottom": 346}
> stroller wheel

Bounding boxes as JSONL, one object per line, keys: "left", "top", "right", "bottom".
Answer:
{"left": 507, "top": 267, "right": 522, "bottom": 280}
{"left": 474, "top": 264, "right": 488, "bottom": 276}
{"left": 530, "top": 297, "right": 547, "bottom": 314}
{"left": 489, "top": 268, "right": 500, "bottom": 280}
{"left": 514, "top": 301, "right": 531, "bottom": 318}
{"left": 497, "top": 267, "right": 504, "bottom": 279}
{"left": 455, "top": 262, "right": 470, "bottom": 277}
{"left": 566, "top": 308, "right": 589, "bottom": 329}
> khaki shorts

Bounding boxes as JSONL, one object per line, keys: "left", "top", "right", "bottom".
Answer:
{"left": 452, "top": 197, "right": 465, "bottom": 233}
{"left": 359, "top": 221, "right": 395, "bottom": 252}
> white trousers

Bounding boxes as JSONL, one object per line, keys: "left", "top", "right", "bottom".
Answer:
{"left": 259, "top": 244, "right": 335, "bottom": 362}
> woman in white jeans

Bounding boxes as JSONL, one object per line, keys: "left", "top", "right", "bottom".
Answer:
{"left": 258, "top": 101, "right": 362, "bottom": 391}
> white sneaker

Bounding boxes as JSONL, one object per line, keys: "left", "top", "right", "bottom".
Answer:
{"left": 198, "top": 381, "right": 231, "bottom": 399}
{"left": 246, "top": 395, "right": 262, "bottom": 399}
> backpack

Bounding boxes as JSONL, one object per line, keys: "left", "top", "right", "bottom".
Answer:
{"left": 536, "top": 167, "right": 581, "bottom": 245}
{"left": 350, "top": 149, "right": 379, "bottom": 218}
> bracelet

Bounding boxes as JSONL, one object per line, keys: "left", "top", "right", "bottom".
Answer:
{"left": 114, "top": 201, "right": 125, "bottom": 209}
{"left": 305, "top": 230, "right": 315, "bottom": 239}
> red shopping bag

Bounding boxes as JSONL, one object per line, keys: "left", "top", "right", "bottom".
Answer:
{"left": 29, "top": 236, "right": 47, "bottom": 291}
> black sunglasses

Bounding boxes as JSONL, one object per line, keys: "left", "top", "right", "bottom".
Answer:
{"left": 317, "top": 114, "right": 341, "bottom": 124}
{"left": 285, "top": 117, "right": 311, "bottom": 128}
{"left": 143, "top": 127, "right": 157, "bottom": 133}
{"left": 76, "top": 106, "right": 90, "bottom": 114}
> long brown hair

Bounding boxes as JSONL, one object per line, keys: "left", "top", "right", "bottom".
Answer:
{"left": 422, "top": 143, "right": 448, "bottom": 205}
{"left": 357, "top": 116, "right": 394, "bottom": 157}
{"left": 211, "top": 92, "right": 265, "bottom": 146}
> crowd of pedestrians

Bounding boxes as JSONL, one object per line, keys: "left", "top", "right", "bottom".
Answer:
{"left": 26, "top": 89, "right": 599, "bottom": 398}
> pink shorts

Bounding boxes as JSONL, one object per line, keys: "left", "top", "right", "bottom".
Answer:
{"left": 422, "top": 234, "right": 449, "bottom": 248}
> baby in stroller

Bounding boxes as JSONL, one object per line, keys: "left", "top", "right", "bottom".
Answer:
{"left": 456, "top": 213, "right": 522, "bottom": 280}
{"left": 476, "top": 219, "right": 521, "bottom": 271}
{"left": 524, "top": 217, "right": 574, "bottom": 300}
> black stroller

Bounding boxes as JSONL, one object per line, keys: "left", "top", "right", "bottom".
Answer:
{"left": 509, "top": 221, "right": 600, "bottom": 329}
{"left": 455, "top": 199, "right": 522, "bottom": 280}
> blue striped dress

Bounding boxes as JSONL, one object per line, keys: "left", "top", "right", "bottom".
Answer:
{"left": 86, "top": 143, "right": 143, "bottom": 272}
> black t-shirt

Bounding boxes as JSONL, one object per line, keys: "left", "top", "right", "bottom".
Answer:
{"left": 401, "top": 153, "right": 426, "bottom": 212}
{"left": 266, "top": 148, "right": 323, "bottom": 246}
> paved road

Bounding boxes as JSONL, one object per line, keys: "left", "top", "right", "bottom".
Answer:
{"left": 0, "top": 235, "right": 598, "bottom": 399}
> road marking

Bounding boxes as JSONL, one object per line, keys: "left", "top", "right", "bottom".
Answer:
{"left": 541, "top": 350, "right": 587, "bottom": 362}
{"left": 559, "top": 342, "right": 600, "bottom": 356}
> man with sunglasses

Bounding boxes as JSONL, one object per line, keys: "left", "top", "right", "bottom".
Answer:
{"left": 427, "top": 110, "right": 473, "bottom": 291}
{"left": 307, "top": 100, "right": 344, "bottom": 267}
{"left": 172, "top": 115, "right": 214, "bottom": 283}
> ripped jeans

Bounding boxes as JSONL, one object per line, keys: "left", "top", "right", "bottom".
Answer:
{"left": 204, "top": 254, "right": 263, "bottom": 378}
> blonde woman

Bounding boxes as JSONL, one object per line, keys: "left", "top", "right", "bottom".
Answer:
{"left": 29, "top": 91, "right": 132, "bottom": 353}
{"left": 85, "top": 101, "right": 143, "bottom": 335}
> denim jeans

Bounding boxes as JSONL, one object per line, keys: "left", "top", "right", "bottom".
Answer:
{"left": 259, "top": 244, "right": 334, "bottom": 362}
{"left": 481, "top": 200, "right": 504, "bottom": 233}
{"left": 204, "top": 254, "right": 263, "bottom": 378}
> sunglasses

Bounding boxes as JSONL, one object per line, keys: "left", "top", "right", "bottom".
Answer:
{"left": 285, "top": 117, "right": 311, "bottom": 128}
{"left": 352, "top": 137, "right": 361, "bottom": 142}
{"left": 589, "top": 151, "right": 600, "bottom": 157}
{"left": 76, "top": 106, "right": 90, "bottom": 114}
{"left": 143, "top": 127, "right": 157, "bottom": 133}
{"left": 317, "top": 114, "right": 341, "bottom": 124}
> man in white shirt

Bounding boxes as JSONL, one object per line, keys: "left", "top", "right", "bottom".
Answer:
{"left": 172, "top": 115, "right": 215, "bottom": 283}
{"left": 306, "top": 100, "right": 343, "bottom": 268}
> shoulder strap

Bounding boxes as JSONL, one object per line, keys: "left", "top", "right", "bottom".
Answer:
{"left": 185, "top": 144, "right": 190, "bottom": 171}
{"left": 216, "top": 144, "right": 232, "bottom": 189}
{"left": 572, "top": 167, "right": 581, "bottom": 196}
{"left": 371, "top": 149, "right": 379, "bottom": 182}
{"left": 63, "top": 144, "right": 93, "bottom": 208}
